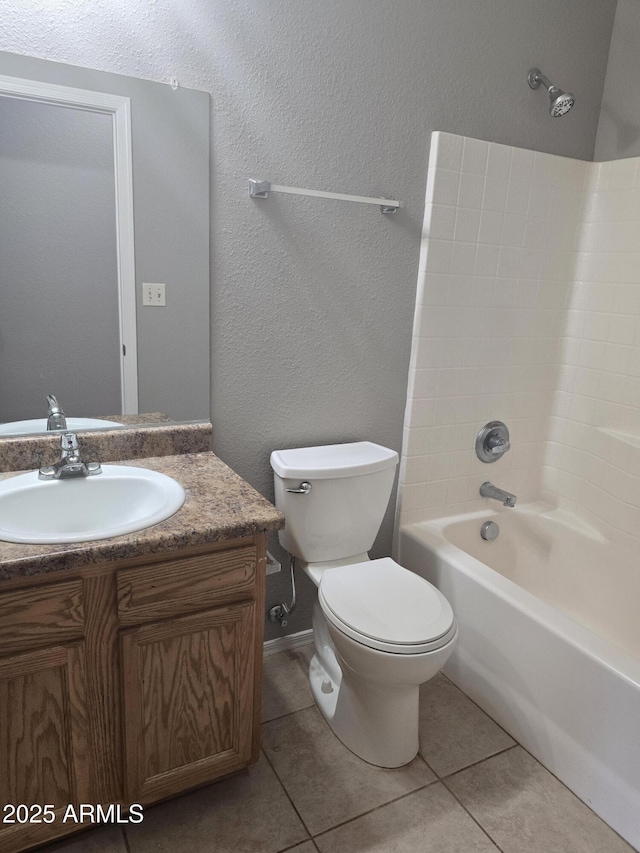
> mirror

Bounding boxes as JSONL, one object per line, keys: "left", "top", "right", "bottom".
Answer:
{"left": 0, "top": 50, "right": 210, "bottom": 437}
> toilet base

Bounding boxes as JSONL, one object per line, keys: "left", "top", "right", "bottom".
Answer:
{"left": 310, "top": 651, "right": 421, "bottom": 767}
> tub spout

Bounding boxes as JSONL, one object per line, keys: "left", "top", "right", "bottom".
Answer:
{"left": 480, "top": 482, "right": 517, "bottom": 507}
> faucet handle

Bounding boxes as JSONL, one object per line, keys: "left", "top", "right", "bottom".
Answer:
{"left": 61, "top": 433, "right": 79, "bottom": 453}
{"left": 39, "top": 432, "right": 101, "bottom": 480}
{"left": 46, "top": 394, "right": 67, "bottom": 430}
{"left": 476, "top": 421, "right": 511, "bottom": 463}
{"left": 47, "top": 394, "right": 62, "bottom": 413}
{"left": 488, "top": 436, "right": 510, "bottom": 455}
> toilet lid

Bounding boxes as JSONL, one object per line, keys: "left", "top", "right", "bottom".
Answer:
{"left": 319, "top": 558, "right": 454, "bottom": 651}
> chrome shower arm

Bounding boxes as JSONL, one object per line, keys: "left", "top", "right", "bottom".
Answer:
{"left": 528, "top": 69, "right": 552, "bottom": 91}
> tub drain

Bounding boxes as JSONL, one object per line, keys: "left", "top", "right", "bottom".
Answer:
{"left": 481, "top": 521, "right": 499, "bottom": 541}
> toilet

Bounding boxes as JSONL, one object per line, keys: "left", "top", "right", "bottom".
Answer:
{"left": 270, "top": 441, "right": 457, "bottom": 768}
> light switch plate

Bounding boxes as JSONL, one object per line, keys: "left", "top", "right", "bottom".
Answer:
{"left": 143, "top": 283, "right": 166, "bottom": 306}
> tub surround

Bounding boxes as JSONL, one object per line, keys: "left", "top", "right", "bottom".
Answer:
{"left": 399, "top": 130, "right": 640, "bottom": 552}
{"left": 0, "top": 451, "right": 283, "bottom": 581}
{"left": 397, "top": 131, "right": 587, "bottom": 531}
{"left": 0, "top": 421, "right": 213, "bottom": 473}
{"left": 546, "top": 157, "right": 640, "bottom": 551}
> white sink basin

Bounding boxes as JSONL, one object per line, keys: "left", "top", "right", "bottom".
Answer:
{"left": 0, "top": 418, "right": 124, "bottom": 437}
{"left": 0, "top": 466, "right": 186, "bottom": 544}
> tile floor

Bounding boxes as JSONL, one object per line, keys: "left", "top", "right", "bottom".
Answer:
{"left": 44, "top": 644, "right": 634, "bottom": 853}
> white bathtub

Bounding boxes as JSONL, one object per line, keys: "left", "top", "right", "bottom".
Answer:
{"left": 398, "top": 504, "right": 640, "bottom": 851}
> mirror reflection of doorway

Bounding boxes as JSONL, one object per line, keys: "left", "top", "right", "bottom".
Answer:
{"left": 0, "top": 95, "right": 122, "bottom": 421}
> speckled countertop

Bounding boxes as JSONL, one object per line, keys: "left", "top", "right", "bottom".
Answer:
{"left": 0, "top": 452, "right": 284, "bottom": 582}
{"left": 0, "top": 422, "right": 213, "bottom": 473}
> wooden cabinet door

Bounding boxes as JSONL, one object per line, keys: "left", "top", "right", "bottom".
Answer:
{"left": 120, "top": 602, "right": 255, "bottom": 803}
{"left": 0, "top": 642, "right": 92, "bottom": 853}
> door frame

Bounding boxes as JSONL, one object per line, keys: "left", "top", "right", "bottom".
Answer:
{"left": 0, "top": 73, "right": 139, "bottom": 413}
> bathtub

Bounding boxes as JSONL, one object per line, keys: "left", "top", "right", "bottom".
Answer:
{"left": 398, "top": 504, "right": 640, "bottom": 850}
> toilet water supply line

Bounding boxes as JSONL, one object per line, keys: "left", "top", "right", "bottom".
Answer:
{"left": 269, "top": 556, "right": 297, "bottom": 627}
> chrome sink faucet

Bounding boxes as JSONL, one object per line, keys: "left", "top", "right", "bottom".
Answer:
{"left": 46, "top": 395, "right": 67, "bottom": 431}
{"left": 480, "top": 481, "right": 517, "bottom": 508}
{"left": 39, "top": 433, "right": 102, "bottom": 480}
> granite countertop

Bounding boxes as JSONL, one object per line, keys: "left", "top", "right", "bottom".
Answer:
{"left": 0, "top": 452, "right": 284, "bottom": 582}
{"left": 105, "top": 412, "right": 173, "bottom": 424}
{"left": 0, "top": 421, "right": 213, "bottom": 473}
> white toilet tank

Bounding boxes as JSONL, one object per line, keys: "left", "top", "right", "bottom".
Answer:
{"left": 270, "top": 441, "right": 399, "bottom": 564}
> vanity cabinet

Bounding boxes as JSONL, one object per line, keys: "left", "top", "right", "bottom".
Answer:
{"left": 0, "top": 642, "right": 92, "bottom": 852}
{"left": 0, "top": 533, "right": 267, "bottom": 853}
{"left": 120, "top": 602, "right": 255, "bottom": 803}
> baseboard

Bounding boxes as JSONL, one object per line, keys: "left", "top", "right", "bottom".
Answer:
{"left": 263, "top": 628, "right": 314, "bottom": 657}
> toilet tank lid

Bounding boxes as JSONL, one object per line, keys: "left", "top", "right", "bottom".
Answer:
{"left": 270, "top": 441, "right": 399, "bottom": 480}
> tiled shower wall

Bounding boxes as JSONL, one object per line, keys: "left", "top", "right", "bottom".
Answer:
{"left": 397, "top": 132, "right": 587, "bottom": 526}
{"left": 543, "top": 157, "right": 640, "bottom": 551}
{"left": 398, "top": 131, "right": 640, "bottom": 551}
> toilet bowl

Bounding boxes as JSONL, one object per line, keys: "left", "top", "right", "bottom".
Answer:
{"left": 313, "top": 557, "right": 457, "bottom": 766}
{"left": 271, "top": 441, "right": 457, "bottom": 767}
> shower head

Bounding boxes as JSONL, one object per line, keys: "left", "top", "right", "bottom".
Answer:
{"left": 528, "top": 68, "right": 575, "bottom": 117}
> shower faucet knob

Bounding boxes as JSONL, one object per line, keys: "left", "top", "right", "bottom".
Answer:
{"left": 488, "top": 436, "right": 510, "bottom": 454}
{"left": 476, "top": 421, "right": 511, "bottom": 463}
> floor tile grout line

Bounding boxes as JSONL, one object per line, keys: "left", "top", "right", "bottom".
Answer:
{"left": 499, "top": 740, "right": 637, "bottom": 850}
{"left": 311, "top": 777, "right": 441, "bottom": 841}
{"left": 439, "top": 776, "right": 508, "bottom": 853}
{"left": 436, "top": 676, "right": 634, "bottom": 846}
{"left": 432, "top": 675, "right": 627, "bottom": 845}
{"left": 440, "top": 672, "right": 635, "bottom": 849}
{"left": 438, "top": 671, "right": 518, "bottom": 746}
{"left": 261, "top": 700, "right": 315, "bottom": 726}
{"left": 260, "top": 746, "right": 316, "bottom": 843}
{"left": 416, "top": 750, "right": 437, "bottom": 776}
{"left": 276, "top": 839, "right": 317, "bottom": 853}
{"left": 274, "top": 716, "right": 517, "bottom": 844}
{"left": 267, "top": 703, "right": 446, "bottom": 839}
{"left": 436, "top": 742, "right": 519, "bottom": 781}
{"left": 265, "top": 691, "right": 511, "bottom": 844}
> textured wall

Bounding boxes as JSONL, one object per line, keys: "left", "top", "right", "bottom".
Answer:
{"left": 0, "top": 0, "right": 616, "bottom": 638}
{"left": 595, "top": 0, "right": 640, "bottom": 160}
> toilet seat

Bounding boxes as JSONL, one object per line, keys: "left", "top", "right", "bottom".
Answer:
{"left": 318, "top": 557, "right": 456, "bottom": 655}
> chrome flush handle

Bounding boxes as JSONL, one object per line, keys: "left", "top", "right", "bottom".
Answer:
{"left": 284, "top": 481, "right": 312, "bottom": 494}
